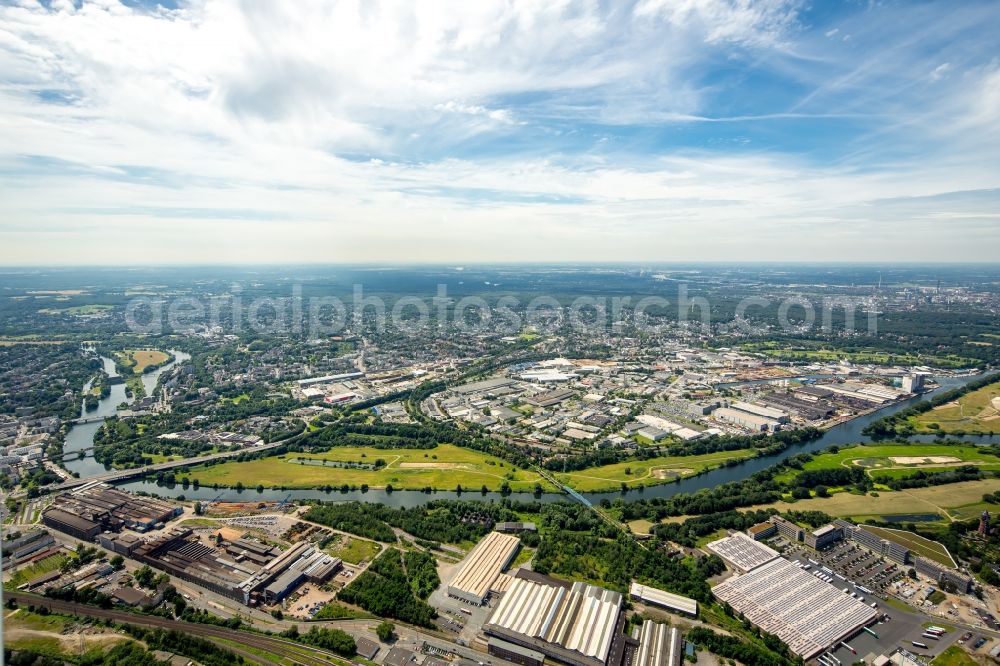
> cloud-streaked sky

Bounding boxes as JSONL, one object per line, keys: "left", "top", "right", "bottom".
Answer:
{"left": 1, "top": 0, "right": 998, "bottom": 265}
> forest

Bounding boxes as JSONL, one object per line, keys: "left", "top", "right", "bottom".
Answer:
{"left": 304, "top": 499, "right": 521, "bottom": 545}
{"left": 337, "top": 548, "right": 437, "bottom": 627}
{"left": 533, "top": 530, "right": 724, "bottom": 603}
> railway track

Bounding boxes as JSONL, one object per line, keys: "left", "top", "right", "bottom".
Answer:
{"left": 5, "top": 592, "right": 349, "bottom": 666}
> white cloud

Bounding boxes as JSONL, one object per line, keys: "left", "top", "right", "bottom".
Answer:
{"left": 930, "top": 62, "right": 951, "bottom": 81}
{"left": 0, "top": 0, "right": 997, "bottom": 264}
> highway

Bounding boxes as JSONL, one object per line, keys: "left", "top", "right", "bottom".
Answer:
{"left": 45, "top": 440, "right": 289, "bottom": 492}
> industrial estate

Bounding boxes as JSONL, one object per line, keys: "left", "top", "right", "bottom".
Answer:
{"left": 3, "top": 265, "right": 1000, "bottom": 666}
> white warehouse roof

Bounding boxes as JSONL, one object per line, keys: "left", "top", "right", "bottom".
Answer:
{"left": 706, "top": 533, "right": 779, "bottom": 573}
{"left": 712, "top": 558, "right": 878, "bottom": 660}
{"left": 447, "top": 531, "right": 521, "bottom": 604}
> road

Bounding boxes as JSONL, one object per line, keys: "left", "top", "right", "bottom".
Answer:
{"left": 40, "top": 440, "right": 289, "bottom": 493}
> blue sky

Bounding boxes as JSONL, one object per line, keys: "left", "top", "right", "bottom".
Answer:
{"left": 0, "top": 0, "right": 998, "bottom": 264}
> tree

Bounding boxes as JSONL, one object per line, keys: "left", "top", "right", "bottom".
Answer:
{"left": 193, "top": 501, "right": 202, "bottom": 515}
{"left": 134, "top": 565, "right": 155, "bottom": 588}
{"left": 908, "top": 568, "right": 918, "bottom": 580}
{"left": 109, "top": 555, "right": 125, "bottom": 570}
{"left": 376, "top": 620, "right": 395, "bottom": 642}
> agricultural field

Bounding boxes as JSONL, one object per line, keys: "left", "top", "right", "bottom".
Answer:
{"left": 776, "top": 444, "right": 1000, "bottom": 484}
{"left": 911, "top": 380, "right": 1000, "bottom": 434}
{"left": 862, "top": 524, "right": 956, "bottom": 567}
{"left": 554, "top": 449, "right": 757, "bottom": 492}
{"left": 188, "top": 443, "right": 556, "bottom": 492}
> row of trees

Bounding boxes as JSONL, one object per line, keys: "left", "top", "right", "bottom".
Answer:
{"left": 304, "top": 499, "right": 521, "bottom": 545}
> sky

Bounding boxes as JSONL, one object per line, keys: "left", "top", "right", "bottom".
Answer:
{"left": 0, "top": 0, "right": 998, "bottom": 265}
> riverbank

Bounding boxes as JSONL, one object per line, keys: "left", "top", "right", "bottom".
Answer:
{"left": 101, "top": 372, "right": 994, "bottom": 509}
{"left": 182, "top": 443, "right": 557, "bottom": 493}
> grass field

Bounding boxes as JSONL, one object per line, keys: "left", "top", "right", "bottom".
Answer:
{"left": 554, "top": 449, "right": 757, "bottom": 492}
{"left": 39, "top": 304, "right": 113, "bottom": 316}
{"left": 760, "top": 478, "right": 1000, "bottom": 524}
{"left": 5, "top": 553, "right": 68, "bottom": 588}
{"left": 774, "top": 444, "right": 1000, "bottom": 484}
{"left": 862, "top": 525, "right": 957, "bottom": 567}
{"left": 188, "top": 443, "right": 556, "bottom": 491}
{"left": 324, "top": 535, "right": 381, "bottom": 564}
{"left": 931, "top": 645, "right": 979, "bottom": 666}
{"left": 120, "top": 349, "right": 171, "bottom": 373}
{"left": 642, "top": 479, "right": 1000, "bottom": 531}
{"left": 741, "top": 342, "right": 975, "bottom": 368}
{"left": 912, "top": 379, "right": 1000, "bottom": 434}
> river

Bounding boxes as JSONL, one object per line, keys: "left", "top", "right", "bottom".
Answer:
{"left": 62, "top": 350, "right": 191, "bottom": 477}
{"left": 106, "top": 372, "right": 998, "bottom": 508}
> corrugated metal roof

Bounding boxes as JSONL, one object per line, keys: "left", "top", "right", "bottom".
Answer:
{"left": 449, "top": 532, "right": 521, "bottom": 602}
{"left": 487, "top": 576, "right": 622, "bottom": 663}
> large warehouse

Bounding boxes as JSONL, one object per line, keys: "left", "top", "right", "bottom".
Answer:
{"left": 635, "top": 621, "right": 683, "bottom": 666}
{"left": 448, "top": 531, "right": 521, "bottom": 605}
{"left": 484, "top": 571, "right": 625, "bottom": 666}
{"left": 629, "top": 582, "right": 697, "bottom": 616}
{"left": 706, "top": 533, "right": 779, "bottom": 573}
{"left": 712, "top": 558, "right": 878, "bottom": 660}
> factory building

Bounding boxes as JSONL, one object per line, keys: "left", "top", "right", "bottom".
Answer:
{"left": 913, "top": 557, "right": 972, "bottom": 593}
{"left": 484, "top": 571, "right": 625, "bottom": 666}
{"left": 712, "top": 558, "right": 878, "bottom": 660}
{"left": 524, "top": 389, "right": 576, "bottom": 408}
{"left": 42, "top": 508, "right": 102, "bottom": 540}
{"left": 634, "top": 621, "right": 683, "bottom": 666}
{"left": 713, "top": 407, "right": 781, "bottom": 432}
{"left": 97, "top": 532, "right": 143, "bottom": 557}
{"left": 1, "top": 528, "right": 56, "bottom": 565}
{"left": 706, "top": 533, "right": 780, "bottom": 573}
{"left": 830, "top": 520, "right": 972, "bottom": 592}
{"left": 629, "top": 582, "right": 697, "bottom": 616}
{"left": 746, "top": 522, "right": 777, "bottom": 541}
{"left": 804, "top": 524, "right": 843, "bottom": 550}
{"left": 730, "top": 401, "right": 790, "bottom": 424}
{"left": 448, "top": 531, "right": 521, "bottom": 605}
{"left": 833, "top": 520, "right": 910, "bottom": 564}
{"left": 488, "top": 638, "right": 546, "bottom": 666}
{"left": 902, "top": 374, "right": 926, "bottom": 394}
{"left": 41, "top": 484, "right": 181, "bottom": 540}
{"left": 770, "top": 516, "right": 804, "bottom": 543}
